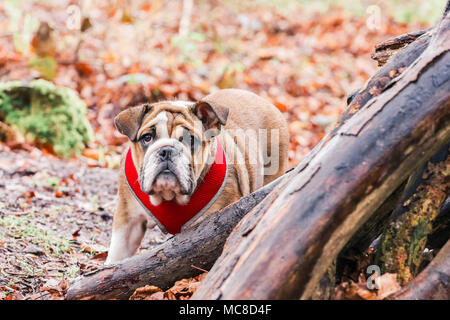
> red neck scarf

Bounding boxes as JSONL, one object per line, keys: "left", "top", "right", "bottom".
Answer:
{"left": 124, "top": 140, "right": 227, "bottom": 234}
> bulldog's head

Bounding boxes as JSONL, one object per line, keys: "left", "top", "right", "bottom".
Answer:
{"left": 115, "top": 99, "right": 229, "bottom": 206}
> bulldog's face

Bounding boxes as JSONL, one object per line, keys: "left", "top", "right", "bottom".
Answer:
{"left": 115, "top": 100, "right": 228, "bottom": 206}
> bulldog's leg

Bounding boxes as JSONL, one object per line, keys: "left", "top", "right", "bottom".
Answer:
{"left": 105, "top": 196, "right": 152, "bottom": 265}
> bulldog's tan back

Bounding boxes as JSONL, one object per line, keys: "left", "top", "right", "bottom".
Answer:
{"left": 202, "top": 89, "right": 289, "bottom": 187}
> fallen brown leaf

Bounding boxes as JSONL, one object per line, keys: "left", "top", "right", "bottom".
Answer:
{"left": 129, "top": 285, "right": 162, "bottom": 300}
{"left": 333, "top": 272, "right": 401, "bottom": 300}
{"left": 375, "top": 273, "right": 402, "bottom": 299}
{"left": 82, "top": 148, "right": 100, "bottom": 161}
{"left": 91, "top": 252, "right": 108, "bottom": 261}
{"left": 54, "top": 190, "right": 64, "bottom": 198}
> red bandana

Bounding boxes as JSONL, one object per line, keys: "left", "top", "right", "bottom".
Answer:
{"left": 124, "top": 139, "right": 227, "bottom": 234}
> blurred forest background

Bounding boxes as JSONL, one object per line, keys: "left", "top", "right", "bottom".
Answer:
{"left": 0, "top": 0, "right": 447, "bottom": 300}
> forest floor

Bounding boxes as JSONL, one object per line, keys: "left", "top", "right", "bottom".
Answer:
{"left": 0, "top": 145, "right": 168, "bottom": 299}
{"left": 0, "top": 0, "right": 445, "bottom": 299}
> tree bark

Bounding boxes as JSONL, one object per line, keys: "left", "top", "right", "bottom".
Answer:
{"left": 65, "top": 174, "right": 286, "bottom": 300}
{"left": 371, "top": 28, "right": 432, "bottom": 67}
{"left": 309, "top": 261, "right": 336, "bottom": 300}
{"left": 192, "top": 13, "right": 450, "bottom": 300}
{"left": 340, "top": 181, "right": 406, "bottom": 255}
{"left": 336, "top": 144, "right": 449, "bottom": 285}
{"left": 336, "top": 28, "right": 433, "bottom": 131}
{"left": 335, "top": 26, "right": 435, "bottom": 279}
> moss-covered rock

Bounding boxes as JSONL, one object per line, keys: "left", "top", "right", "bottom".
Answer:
{"left": 0, "top": 79, "right": 93, "bottom": 157}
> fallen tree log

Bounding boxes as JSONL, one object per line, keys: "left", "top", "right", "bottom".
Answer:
{"left": 392, "top": 239, "right": 450, "bottom": 300}
{"left": 65, "top": 117, "right": 331, "bottom": 300}
{"left": 192, "top": 11, "right": 450, "bottom": 300}
{"left": 335, "top": 24, "right": 436, "bottom": 284}
{"left": 336, "top": 144, "right": 449, "bottom": 285}
{"left": 371, "top": 28, "right": 432, "bottom": 67}
{"left": 65, "top": 173, "right": 287, "bottom": 300}
{"left": 335, "top": 27, "right": 433, "bottom": 131}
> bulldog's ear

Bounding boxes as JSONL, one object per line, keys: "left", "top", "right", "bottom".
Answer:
{"left": 192, "top": 99, "right": 229, "bottom": 130}
{"left": 114, "top": 104, "right": 151, "bottom": 141}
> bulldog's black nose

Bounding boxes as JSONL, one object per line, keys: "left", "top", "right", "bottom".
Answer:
{"left": 158, "top": 146, "right": 174, "bottom": 161}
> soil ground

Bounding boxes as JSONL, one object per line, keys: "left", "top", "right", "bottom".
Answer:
{"left": 0, "top": 145, "right": 168, "bottom": 299}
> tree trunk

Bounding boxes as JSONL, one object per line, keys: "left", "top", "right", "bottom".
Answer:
{"left": 309, "top": 261, "right": 336, "bottom": 300}
{"left": 192, "top": 13, "right": 450, "bottom": 300}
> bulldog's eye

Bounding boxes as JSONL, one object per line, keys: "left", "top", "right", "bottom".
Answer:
{"left": 190, "top": 135, "right": 197, "bottom": 153}
{"left": 140, "top": 132, "right": 155, "bottom": 146}
{"left": 180, "top": 131, "right": 199, "bottom": 153}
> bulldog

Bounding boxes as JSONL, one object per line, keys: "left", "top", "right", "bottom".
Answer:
{"left": 106, "top": 89, "right": 289, "bottom": 264}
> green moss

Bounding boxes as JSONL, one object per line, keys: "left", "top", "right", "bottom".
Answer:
{"left": 0, "top": 213, "right": 72, "bottom": 257}
{"left": 0, "top": 79, "right": 93, "bottom": 157}
{"left": 377, "top": 157, "right": 449, "bottom": 285}
{"left": 378, "top": 194, "right": 441, "bottom": 284}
